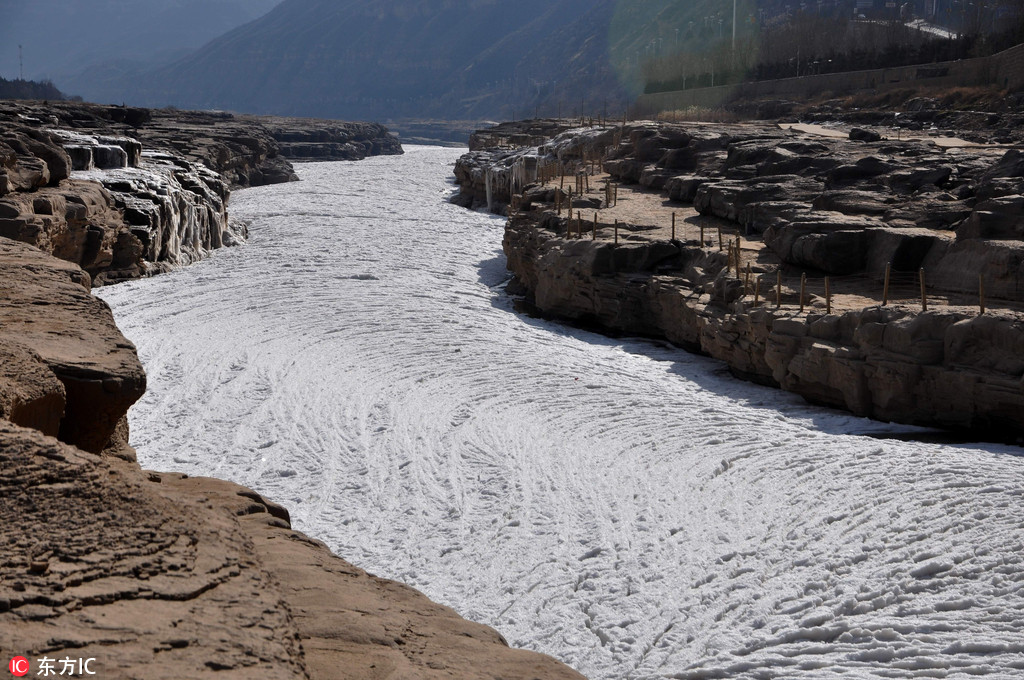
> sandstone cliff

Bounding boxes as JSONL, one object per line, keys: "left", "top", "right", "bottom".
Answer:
{"left": 0, "top": 233, "right": 584, "bottom": 679}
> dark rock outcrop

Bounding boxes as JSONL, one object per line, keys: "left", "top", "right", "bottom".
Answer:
{"left": 245, "top": 116, "right": 404, "bottom": 162}
{"left": 849, "top": 127, "right": 882, "bottom": 142}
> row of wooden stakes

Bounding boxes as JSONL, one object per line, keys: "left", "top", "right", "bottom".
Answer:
{"left": 718, "top": 241, "right": 983, "bottom": 316}
{"left": 553, "top": 210, "right": 990, "bottom": 316}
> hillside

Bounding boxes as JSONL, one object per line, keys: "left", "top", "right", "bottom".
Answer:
{"left": 9, "top": 0, "right": 1018, "bottom": 121}
{"left": 66, "top": 0, "right": 848, "bottom": 121}
{"left": 0, "top": 0, "right": 280, "bottom": 103}
{"left": 116, "top": 0, "right": 622, "bottom": 120}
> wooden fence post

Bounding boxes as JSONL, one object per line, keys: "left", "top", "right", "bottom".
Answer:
{"left": 919, "top": 268, "right": 927, "bottom": 311}
{"left": 800, "top": 273, "right": 807, "bottom": 313}
{"left": 592, "top": 212, "right": 597, "bottom": 240}
{"left": 718, "top": 228, "right": 723, "bottom": 251}
{"left": 979, "top": 273, "right": 986, "bottom": 315}
{"left": 577, "top": 211, "right": 582, "bottom": 239}
{"left": 671, "top": 212, "right": 676, "bottom": 240}
{"left": 883, "top": 262, "right": 891, "bottom": 306}
{"left": 614, "top": 219, "right": 619, "bottom": 245}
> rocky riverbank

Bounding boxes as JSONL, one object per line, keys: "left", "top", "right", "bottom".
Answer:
{"left": 1, "top": 101, "right": 402, "bottom": 283}
{"left": 0, "top": 104, "right": 583, "bottom": 679}
{"left": 455, "top": 119, "right": 1024, "bottom": 436}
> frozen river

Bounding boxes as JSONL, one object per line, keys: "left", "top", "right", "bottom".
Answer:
{"left": 98, "top": 147, "right": 1024, "bottom": 679}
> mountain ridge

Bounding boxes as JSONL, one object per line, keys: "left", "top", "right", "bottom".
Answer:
{"left": 80, "top": 0, "right": 632, "bottom": 121}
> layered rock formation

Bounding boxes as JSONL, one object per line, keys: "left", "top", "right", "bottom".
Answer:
{"left": 459, "top": 119, "right": 1024, "bottom": 435}
{"left": 503, "top": 219, "right": 1024, "bottom": 433}
{"left": 1, "top": 112, "right": 239, "bottom": 284}
{"left": 0, "top": 207, "right": 583, "bottom": 680}
{"left": 245, "top": 115, "right": 403, "bottom": 162}
{"left": 0, "top": 101, "right": 402, "bottom": 284}
{"left": 801, "top": 97, "right": 1024, "bottom": 147}
{"left": 1, "top": 418, "right": 585, "bottom": 679}
{"left": 0, "top": 239, "right": 144, "bottom": 456}
{"left": 453, "top": 122, "right": 617, "bottom": 211}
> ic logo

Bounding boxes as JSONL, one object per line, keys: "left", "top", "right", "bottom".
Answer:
{"left": 9, "top": 657, "right": 29, "bottom": 677}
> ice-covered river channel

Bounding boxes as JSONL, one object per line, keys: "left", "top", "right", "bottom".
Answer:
{"left": 98, "top": 146, "right": 1024, "bottom": 679}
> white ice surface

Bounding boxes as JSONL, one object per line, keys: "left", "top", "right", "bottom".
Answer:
{"left": 97, "top": 146, "right": 1024, "bottom": 679}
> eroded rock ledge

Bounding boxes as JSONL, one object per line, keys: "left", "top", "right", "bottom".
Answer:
{"left": 0, "top": 238, "right": 584, "bottom": 678}
{"left": 1, "top": 101, "right": 403, "bottom": 284}
{"left": 457, "top": 120, "right": 1024, "bottom": 436}
{"left": 244, "top": 115, "right": 404, "bottom": 162}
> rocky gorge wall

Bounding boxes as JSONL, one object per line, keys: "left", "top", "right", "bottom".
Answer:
{"left": 245, "top": 115, "right": 404, "bottom": 162}
{"left": 504, "top": 219, "right": 1024, "bottom": 434}
{"left": 458, "top": 119, "right": 1024, "bottom": 436}
{"left": 0, "top": 101, "right": 403, "bottom": 284}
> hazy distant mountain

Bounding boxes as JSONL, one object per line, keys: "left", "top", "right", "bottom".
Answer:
{"left": 116, "top": 0, "right": 633, "bottom": 120}
{"left": 0, "top": 0, "right": 281, "bottom": 101}
{"left": 3, "top": 0, "right": 792, "bottom": 121}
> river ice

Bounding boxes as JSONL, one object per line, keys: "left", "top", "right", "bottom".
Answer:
{"left": 97, "top": 146, "right": 1024, "bottom": 679}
